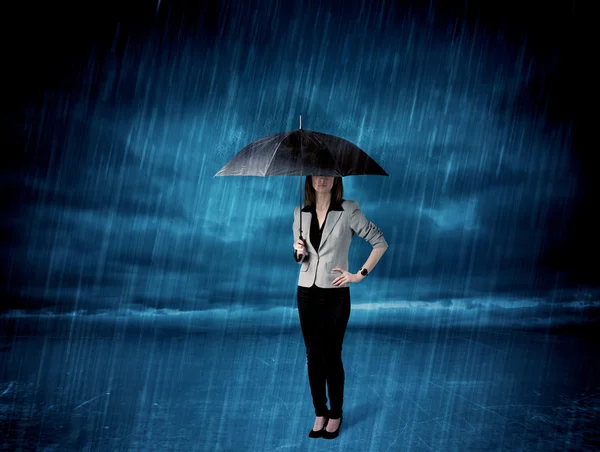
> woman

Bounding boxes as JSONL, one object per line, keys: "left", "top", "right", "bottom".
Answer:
{"left": 292, "top": 175, "right": 389, "bottom": 440}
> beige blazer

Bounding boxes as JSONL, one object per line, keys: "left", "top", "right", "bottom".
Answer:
{"left": 293, "top": 199, "right": 388, "bottom": 288}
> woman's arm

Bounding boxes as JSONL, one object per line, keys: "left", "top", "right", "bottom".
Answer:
{"left": 349, "top": 201, "right": 388, "bottom": 249}
{"left": 355, "top": 247, "right": 387, "bottom": 282}
{"left": 293, "top": 206, "right": 307, "bottom": 264}
{"left": 349, "top": 201, "right": 389, "bottom": 281}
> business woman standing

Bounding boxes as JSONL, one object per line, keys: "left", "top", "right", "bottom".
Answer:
{"left": 293, "top": 175, "right": 388, "bottom": 439}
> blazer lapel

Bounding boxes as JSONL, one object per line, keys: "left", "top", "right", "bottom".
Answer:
{"left": 318, "top": 211, "right": 342, "bottom": 253}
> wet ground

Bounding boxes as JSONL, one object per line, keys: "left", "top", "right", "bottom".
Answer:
{"left": 1, "top": 315, "right": 598, "bottom": 451}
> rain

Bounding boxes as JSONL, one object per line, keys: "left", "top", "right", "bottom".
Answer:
{"left": 1, "top": 0, "right": 597, "bottom": 450}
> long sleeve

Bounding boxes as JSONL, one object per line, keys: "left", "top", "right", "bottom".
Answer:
{"left": 349, "top": 201, "right": 388, "bottom": 249}
{"left": 293, "top": 206, "right": 308, "bottom": 264}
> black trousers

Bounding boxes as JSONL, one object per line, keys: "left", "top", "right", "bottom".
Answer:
{"left": 297, "top": 285, "right": 351, "bottom": 419}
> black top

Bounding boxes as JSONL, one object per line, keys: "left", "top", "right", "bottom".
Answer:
{"left": 310, "top": 203, "right": 334, "bottom": 251}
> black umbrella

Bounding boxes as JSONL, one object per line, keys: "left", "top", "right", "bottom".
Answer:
{"left": 214, "top": 116, "right": 388, "bottom": 252}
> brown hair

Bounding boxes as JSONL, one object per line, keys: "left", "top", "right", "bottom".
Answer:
{"left": 303, "top": 176, "right": 344, "bottom": 207}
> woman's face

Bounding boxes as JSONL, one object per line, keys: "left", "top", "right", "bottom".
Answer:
{"left": 312, "top": 176, "right": 335, "bottom": 194}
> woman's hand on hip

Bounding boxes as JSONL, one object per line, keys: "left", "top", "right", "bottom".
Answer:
{"left": 331, "top": 268, "right": 359, "bottom": 286}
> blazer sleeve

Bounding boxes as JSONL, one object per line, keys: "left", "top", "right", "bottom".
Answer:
{"left": 349, "top": 201, "right": 389, "bottom": 249}
{"left": 293, "top": 206, "right": 308, "bottom": 264}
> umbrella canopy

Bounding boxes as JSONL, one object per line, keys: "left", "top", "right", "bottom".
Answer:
{"left": 214, "top": 129, "right": 388, "bottom": 177}
{"left": 214, "top": 118, "right": 388, "bottom": 248}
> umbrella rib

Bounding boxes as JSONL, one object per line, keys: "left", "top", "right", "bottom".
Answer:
{"left": 308, "top": 132, "right": 341, "bottom": 176}
{"left": 263, "top": 131, "right": 292, "bottom": 176}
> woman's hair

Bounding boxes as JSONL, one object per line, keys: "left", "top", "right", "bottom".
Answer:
{"left": 303, "top": 176, "right": 344, "bottom": 207}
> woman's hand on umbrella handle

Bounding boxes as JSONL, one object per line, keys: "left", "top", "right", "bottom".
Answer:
{"left": 294, "top": 239, "right": 306, "bottom": 256}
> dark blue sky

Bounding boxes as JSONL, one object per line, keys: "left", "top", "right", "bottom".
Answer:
{"left": 1, "top": 0, "right": 595, "bottom": 317}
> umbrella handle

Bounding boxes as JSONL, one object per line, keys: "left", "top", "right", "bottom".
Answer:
{"left": 297, "top": 236, "right": 306, "bottom": 259}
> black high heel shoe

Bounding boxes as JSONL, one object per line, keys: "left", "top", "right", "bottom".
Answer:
{"left": 308, "top": 416, "right": 329, "bottom": 438}
{"left": 322, "top": 414, "right": 343, "bottom": 439}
